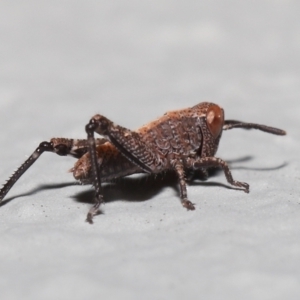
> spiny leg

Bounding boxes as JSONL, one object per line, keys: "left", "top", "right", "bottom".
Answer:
{"left": 0, "top": 141, "right": 54, "bottom": 202}
{"left": 173, "top": 160, "right": 195, "bottom": 210}
{"left": 187, "top": 156, "right": 249, "bottom": 192}
{"left": 0, "top": 138, "right": 105, "bottom": 203}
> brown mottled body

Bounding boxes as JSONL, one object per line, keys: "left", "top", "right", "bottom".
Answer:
{"left": 0, "top": 102, "right": 286, "bottom": 223}
{"left": 73, "top": 103, "right": 215, "bottom": 183}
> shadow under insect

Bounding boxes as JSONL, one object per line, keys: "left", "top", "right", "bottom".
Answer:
{"left": 0, "top": 156, "right": 287, "bottom": 210}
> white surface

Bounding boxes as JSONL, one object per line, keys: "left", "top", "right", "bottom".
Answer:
{"left": 0, "top": 1, "right": 299, "bottom": 300}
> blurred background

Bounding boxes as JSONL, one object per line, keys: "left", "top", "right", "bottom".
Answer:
{"left": 0, "top": 1, "right": 299, "bottom": 300}
{"left": 0, "top": 1, "right": 299, "bottom": 133}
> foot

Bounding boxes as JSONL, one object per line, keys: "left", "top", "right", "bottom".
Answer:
{"left": 233, "top": 181, "right": 250, "bottom": 193}
{"left": 182, "top": 199, "right": 196, "bottom": 210}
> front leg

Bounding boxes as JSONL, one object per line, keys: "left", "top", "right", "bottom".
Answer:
{"left": 186, "top": 156, "right": 250, "bottom": 193}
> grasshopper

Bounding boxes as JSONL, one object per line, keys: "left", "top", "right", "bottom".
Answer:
{"left": 0, "top": 102, "right": 286, "bottom": 223}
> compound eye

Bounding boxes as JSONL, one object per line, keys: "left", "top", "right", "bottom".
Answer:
{"left": 206, "top": 105, "right": 224, "bottom": 138}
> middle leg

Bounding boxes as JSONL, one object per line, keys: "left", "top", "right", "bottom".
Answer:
{"left": 172, "top": 160, "right": 196, "bottom": 210}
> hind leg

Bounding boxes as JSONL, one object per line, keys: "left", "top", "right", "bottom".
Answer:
{"left": 0, "top": 138, "right": 107, "bottom": 202}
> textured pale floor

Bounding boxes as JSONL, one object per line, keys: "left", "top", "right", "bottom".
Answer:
{"left": 0, "top": 1, "right": 299, "bottom": 300}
